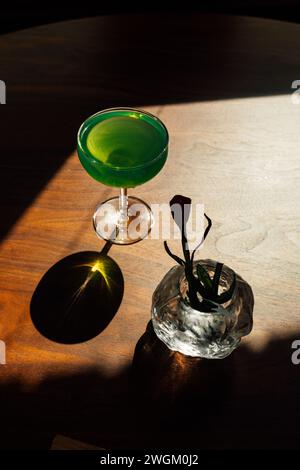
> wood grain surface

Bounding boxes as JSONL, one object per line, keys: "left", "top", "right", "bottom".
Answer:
{"left": 0, "top": 13, "right": 300, "bottom": 449}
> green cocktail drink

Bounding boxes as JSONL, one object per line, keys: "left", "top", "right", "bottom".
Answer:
{"left": 78, "top": 109, "right": 168, "bottom": 188}
{"left": 77, "top": 108, "right": 169, "bottom": 244}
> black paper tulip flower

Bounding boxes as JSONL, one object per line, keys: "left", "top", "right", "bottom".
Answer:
{"left": 164, "top": 195, "right": 236, "bottom": 313}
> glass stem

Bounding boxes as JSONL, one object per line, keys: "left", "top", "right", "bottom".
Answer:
{"left": 118, "top": 188, "right": 129, "bottom": 236}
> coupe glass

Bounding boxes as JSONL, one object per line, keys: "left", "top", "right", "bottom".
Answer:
{"left": 77, "top": 108, "right": 169, "bottom": 244}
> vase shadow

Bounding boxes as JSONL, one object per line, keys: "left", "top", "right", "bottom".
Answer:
{"left": 131, "top": 322, "right": 300, "bottom": 448}
{"left": 131, "top": 321, "right": 235, "bottom": 422}
{"left": 30, "top": 249, "right": 124, "bottom": 344}
{"left": 1, "top": 324, "right": 300, "bottom": 449}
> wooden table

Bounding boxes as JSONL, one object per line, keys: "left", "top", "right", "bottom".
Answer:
{"left": 0, "top": 13, "right": 300, "bottom": 450}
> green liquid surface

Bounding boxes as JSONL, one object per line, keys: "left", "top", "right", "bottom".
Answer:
{"left": 78, "top": 109, "right": 168, "bottom": 188}
{"left": 87, "top": 116, "right": 163, "bottom": 169}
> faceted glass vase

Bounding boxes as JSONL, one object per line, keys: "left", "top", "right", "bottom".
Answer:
{"left": 151, "top": 259, "right": 254, "bottom": 359}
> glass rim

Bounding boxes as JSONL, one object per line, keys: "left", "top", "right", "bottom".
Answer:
{"left": 77, "top": 107, "right": 169, "bottom": 171}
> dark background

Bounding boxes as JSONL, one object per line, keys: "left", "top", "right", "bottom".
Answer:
{"left": 1, "top": 0, "right": 300, "bottom": 35}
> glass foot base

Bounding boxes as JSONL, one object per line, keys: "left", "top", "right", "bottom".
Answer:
{"left": 93, "top": 196, "right": 153, "bottom": 245}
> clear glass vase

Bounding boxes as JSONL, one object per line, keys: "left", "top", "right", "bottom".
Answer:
{"left": 151, "top": 259, "right": 254, "bottom": 359}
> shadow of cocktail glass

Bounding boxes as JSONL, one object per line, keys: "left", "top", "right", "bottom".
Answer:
{"left": 30, "top": 242, "right": 124, "bottom": 344}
